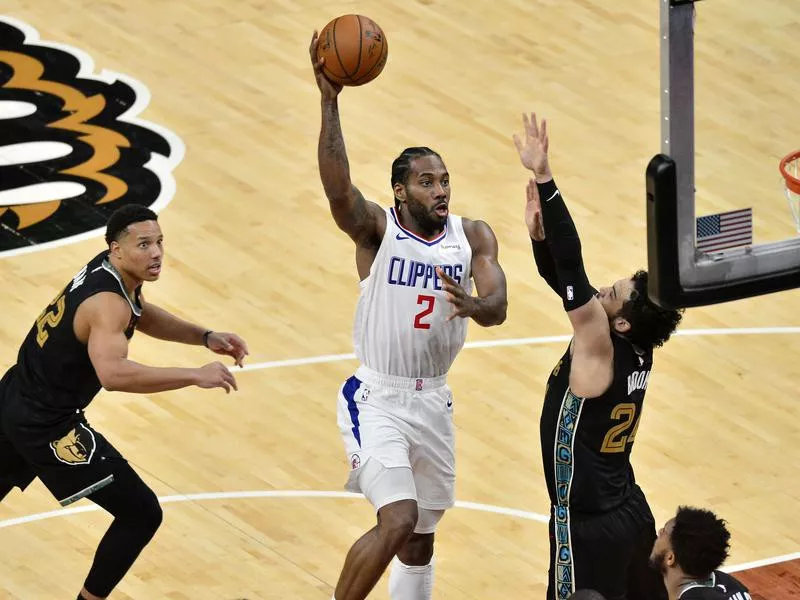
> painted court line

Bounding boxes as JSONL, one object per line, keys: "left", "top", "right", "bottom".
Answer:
{"left": 0, "top": 489, "right": 792, "bottom": 573}
{"left": 0, "top": 490, "right": 548, "bottom": 529}
{"left": 238, "top": 327, "right": 800, "bottom": 373}
{"left": 723, "top": 551, "right": 800, "bottom": 573}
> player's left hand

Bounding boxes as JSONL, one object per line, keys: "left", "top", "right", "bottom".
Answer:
{"left": 513, "top": 112, "right": 551, "bottom": 178}
{"left": 436, "top": 267, "right": 478, "bottom": 321}
{"left": 206, "top": 332, "right": 249, "bottom": 368}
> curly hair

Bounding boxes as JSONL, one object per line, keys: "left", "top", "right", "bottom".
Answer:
{"left": 618, "top": 270, "right": 684, "bottom": 349}
{"left": 390, "top": 147, "right": 442, "bottom": 208}
{"left": 671, "top": 506, "right": 731, "bottom": 578}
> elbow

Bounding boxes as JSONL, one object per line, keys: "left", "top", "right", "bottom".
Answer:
{"left": 100, "top": 379, "right": 118, "bottom": 392}
{"left": 494, "top": 303, "right": 508, "bottom": 326}
{"left": 96, "top": 368, "right": 123, "bottom": 392}
{"left": 477, "top": 300, "right": 507, "bottom": 327}
{"left": 98, "top": 375, "right": 119, "bottom": 392}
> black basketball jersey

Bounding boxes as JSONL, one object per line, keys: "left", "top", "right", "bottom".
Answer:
{"left": 540, "top": 333, "right": 653, "bottom": 514}
{"left": 679, "top": 570, "right": 751, "bottom": 600}
{"left": 9, "top": 251, "right": 141, "bottom": 420}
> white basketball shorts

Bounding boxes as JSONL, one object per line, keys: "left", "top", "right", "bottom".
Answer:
{"left": 337, "top": 365, "right": 455, "bottom": 511}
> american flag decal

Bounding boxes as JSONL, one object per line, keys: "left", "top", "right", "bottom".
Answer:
{"left": 696, "top": 208, "right": 753, "bottom": 252}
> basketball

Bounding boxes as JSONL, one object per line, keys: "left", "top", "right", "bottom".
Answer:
{"left": 316, "top": 14, "right": 388, "bottom": 87}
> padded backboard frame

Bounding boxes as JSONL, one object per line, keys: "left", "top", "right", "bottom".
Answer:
{"left": 646, "top": 0, "right": 800, "bottom": 309}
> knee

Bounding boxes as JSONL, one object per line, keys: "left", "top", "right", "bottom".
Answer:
{"left": 378, "top": 500, "right": 418, "bottom": 548}
{"left": 138, "top": 489, "right": 163, "bottom": 536}
{"left": 397, "top": 533, "right": 434, "bottom": 565}
{"left": 114, "top": 486, "right": 162, "bottom": 538}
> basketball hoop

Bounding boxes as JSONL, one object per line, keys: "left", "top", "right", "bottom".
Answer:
{"left": 780, "top": 150, "right": 800, "bottom": 233}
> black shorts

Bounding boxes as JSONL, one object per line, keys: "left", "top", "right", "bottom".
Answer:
{"left": 1, "top": 372, "right": 125, "bottom": 506}
{"left": 547, "top": 485, "right": 667, "bottom": 600}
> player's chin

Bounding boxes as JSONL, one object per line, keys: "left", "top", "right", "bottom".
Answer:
{"left": 430, "top": 212, "right": 448, "bottom": 227}
{"left": 142, "top": 265, "right": 162, "bottom": 281}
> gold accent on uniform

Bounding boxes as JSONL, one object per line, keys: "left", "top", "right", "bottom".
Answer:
{"left": 35, "top": 288, "right": 67, "bottom": 347}
{"left": 600, "top": 402, "right": 641, "bottom": 454}
{"left": 50, "top": 428, "right": 90, "bottom": 464}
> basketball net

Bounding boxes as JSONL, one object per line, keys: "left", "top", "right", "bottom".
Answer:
{"left": 780, "top": 151, "right": 800, "bottom": 234}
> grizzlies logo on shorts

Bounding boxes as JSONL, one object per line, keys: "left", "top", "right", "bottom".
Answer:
{"left": 50, "top": 424, "right": 96, "bottom": 465}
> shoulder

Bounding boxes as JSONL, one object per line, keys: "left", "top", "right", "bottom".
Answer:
{"left": 715, "top": 570, "right": 749, "bottom": 592}
{"left": 461, "top": 217, "right": 494, "bottom": 235}
{"left": 77, "top": 292, "right": 131, "bottom": 329}
{"left": 461, "top": 218, "right": 498, "bottom": 252}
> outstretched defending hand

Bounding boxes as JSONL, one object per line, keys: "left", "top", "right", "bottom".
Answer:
{"left": 513, "top": 112, "right": 552, "bottom": 181}
{"left": 525, "top": 178, "right": 546, "bottom": 242}
{"left": 206, "top": 332, "right": 249, "bottom": 368}
{"left": 309, "top": 31, "right": 343, "bottom": 101}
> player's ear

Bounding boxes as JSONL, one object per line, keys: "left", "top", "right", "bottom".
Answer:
{"left": 613, "top": 316, "right": 631, "bottom": 334}
{"left": 665, "top": 550, "right": 676, "bottom": 568}
{"left": 393, "top": 182, "right": 406, "bottom": 203}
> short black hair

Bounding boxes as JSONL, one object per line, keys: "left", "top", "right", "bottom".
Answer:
{"left": 105, "top": 205, "right": 158, "bottom": 245}
{"left": 671, "top": 506, "right": 731, "bottom": 578}
{"left": 390, "top": 147, "right": 442, "bottom": 208}
{"left": 618, "top": 270, "right": 684, "bottom": 348}
{"left": 567, "top": 591, "right": 607, "bottom": 600}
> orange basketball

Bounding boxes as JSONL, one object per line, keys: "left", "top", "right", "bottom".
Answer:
{"left": 317, "top": 14, "right": 388, "bottom": 87}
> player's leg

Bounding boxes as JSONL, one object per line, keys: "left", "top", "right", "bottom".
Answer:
{"left": 335, "top": 378, "right": 419, "bottom": 600}
{"left": 389, "top": 509, "right": 442, "bottom": 600}
{"left": 0, "top": 431, "right": 36, "bottom": 501}
{"left": 75, "top": 460, "right": 163, "bottom": 599}
{"left": 562, "top": 507, "right": 630, "bottom": 600}
{"left": 387, "top": 385, "right": 453, "bottom": 600}
{"left": 0, "top": 374, "right": 37, "bottom": 501}
{"left": 333, "top": 465, "right": 419, "bottom": 600}
{"left": 8, "top": 417, "right": 162, "bottom": 600}
{"left": 624, "top": 487, "right": 667, "bottom": 600}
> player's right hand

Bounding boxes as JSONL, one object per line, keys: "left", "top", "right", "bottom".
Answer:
{"left": 309, "top": 31, "right": 343, "bottom": 99}
{"left": 525, "top": 178, "right": 546, "bottom": 241}
{"left": 195, "top": 361, "right": 238, "bottom": 393}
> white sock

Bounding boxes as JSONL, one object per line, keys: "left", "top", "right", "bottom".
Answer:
{"left": 388, "top": 556, "right": 435, "bottom": 600}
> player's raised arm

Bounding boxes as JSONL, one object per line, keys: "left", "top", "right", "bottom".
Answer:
{"left": 514, "top": 112, "right": 612, "bottom": 397}
{"left": 525, "top": 178, "right": 562, "bottom": 295}
{"left": 310, "top": 31, "right": 385, "bottom": 247}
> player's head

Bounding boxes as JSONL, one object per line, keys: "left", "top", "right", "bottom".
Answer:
{"left": 649, "top": 506, "right": 731, "bottom": 578}
{"left": 105, "top": 204, "right": 163, "bottom": 282}
{"left": 567, "top": 591, "right": 607, "bottom": 600}
{"left": 391, "top": 147, "right": 449, "bottom": 232}
{"left": 596, "top": 270, "right": 683, "bottom": 348}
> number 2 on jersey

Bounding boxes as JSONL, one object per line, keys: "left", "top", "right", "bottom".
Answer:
{"left": 600, "top": 402, "right": 641, "bottom": 453}
{"left": 414, "top": 294, "right": 436, "bottom": 329}
{"left": 36, "top": 290, "right": 67, "bottom": 347}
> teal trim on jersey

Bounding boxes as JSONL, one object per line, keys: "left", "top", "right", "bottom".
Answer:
{"left": 553, "top": 389, "right": 585, "bottom": 599}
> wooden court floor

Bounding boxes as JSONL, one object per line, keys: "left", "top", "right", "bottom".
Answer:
{"left": 1, "top": 1, "right": 799, "bottom": 597}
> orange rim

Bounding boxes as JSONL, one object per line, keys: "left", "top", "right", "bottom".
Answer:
{"left": 780, "top": 150, "right": 800, "bottom": 195}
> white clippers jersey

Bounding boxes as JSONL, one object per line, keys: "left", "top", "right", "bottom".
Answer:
{"left": 353, "top": 207, "right": 473, "bottom": 378}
